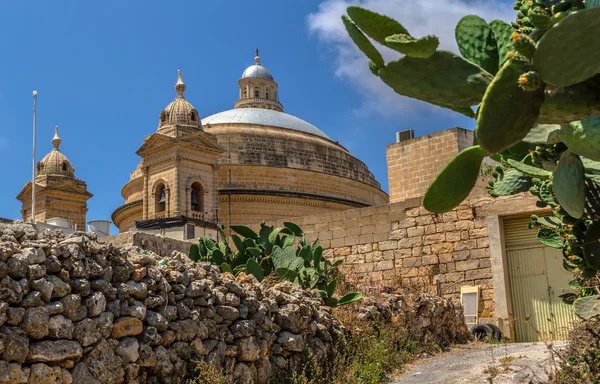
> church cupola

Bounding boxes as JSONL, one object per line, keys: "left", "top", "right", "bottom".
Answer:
{"left": 235, "top": 49, "right": 283, "bottom": 112}
{"left": 36, "top": 126, "right": 75, "bottom": 178}
{"left": 158, "top": 70, "right": 202, "bottom": 136}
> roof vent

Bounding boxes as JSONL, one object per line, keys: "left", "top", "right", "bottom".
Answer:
{"left": 396, "top": 129, "right": 415, "bottom": 143}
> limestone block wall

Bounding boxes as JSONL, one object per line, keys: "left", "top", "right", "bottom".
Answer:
{"left": 386, "top": 128, "right": 473, "bottom": 203}
{"left": 99, "top": 232, "right": 193, "bottom": 258}
{"left": 0, "top": 223, "right": 342, "bottom": 384}
{"left": 269, "top": 193, "right": 541, "bottom": 319}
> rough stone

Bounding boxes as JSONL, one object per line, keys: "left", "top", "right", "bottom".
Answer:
{"left": 0, "top": 360, "right": 28, "bottom": 383}
{"left": 48, "top": 315, "right": 74, "bottom": 339}
{"left": 26, "top": 340, "right": 83, "bottom": 364}
{"left": 0, "top": 326, "right": 29, "bottom": 363}
{"left": 21, "top": 307, "right": 49, "bottom": 339}
{"left": 28, "top": 363, "right": 61, "bottom": 384}
{"left": 110, "top": 317, "right": 143, "bottom": 338}
{"left": 71, "top": 362, "right": 100, "bottom": 384}
{"left": 115, "top": 337, "right": 139, "bottom": 363}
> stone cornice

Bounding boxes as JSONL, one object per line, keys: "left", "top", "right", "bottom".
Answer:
{"left": 218, "top": 189, "right": 370, "bottom": 208}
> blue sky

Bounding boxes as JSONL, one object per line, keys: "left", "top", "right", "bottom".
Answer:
{"left": 0, "top": 0, "right": 514, "bottom": 231}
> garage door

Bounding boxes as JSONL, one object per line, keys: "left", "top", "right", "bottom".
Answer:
{"left": 504, "top": 217, "right": 579, "bottom": 342}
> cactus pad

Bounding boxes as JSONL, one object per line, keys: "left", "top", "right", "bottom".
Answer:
{"left": 342, "top": 15, "right": 385, "bottom": 67}
{"left": 534, "top": 8, "right": 600, "bottom": 86}
{"left": 539, "top": 75, "right": 600, "bottom": 123}
{"left": 368, "top": 61, "right": 380, "bottom": 76}
{"left": 423, "top": 146, "right": 486, "bottom": 213}
{"left": 523, "top": 124, "right": 561, "bottom": 144}
{"left": 489, "top": 20, "right": 515, "bottom": 69}
{"left": 573, "top": 295, "right": 600, "bottom": 320}
{"left": 583, "top": 221, "right": 600, "bottom": 270}
{"left": 554, "top": 150, "right": 586, "bottom": 219}
{"left": 488, "top": 169, "right": 533, "bottom": 196}
{"left": 346, "top": 6, "right": 409, "bottom": 45}
{"left": 518, "top": 71, "right": 542, "bottom": 91}
{"left": 537, "top": 228, "right": 563, "bottom": 248}
{"left": 558, "top": 116, "right": 600, "bottom": 161}
{"left": 384, "top": 34, "right": 439, "bottom": 58}
{"left": 455, "top": 15, "right": 499, "bottom": 75}
{"left": 475, "top": 60, "right": 546, "bottom": 154}
{"left": 379, "top": 51, "right": 494, "bottom": 110}
{"left": 507, "top": 159, "right": 553, "bottom": 179}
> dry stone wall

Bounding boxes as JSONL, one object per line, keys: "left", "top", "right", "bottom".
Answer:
{"left": 0, "top": 222, "right": 342, "bottom": 384}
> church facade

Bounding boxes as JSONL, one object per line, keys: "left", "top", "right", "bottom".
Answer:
{"left": 110, "top": 52, "right": 388, "bottom": 235}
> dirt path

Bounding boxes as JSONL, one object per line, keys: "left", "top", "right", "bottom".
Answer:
{"left": 393, "top": 341, "right": 567, "bottom": 384}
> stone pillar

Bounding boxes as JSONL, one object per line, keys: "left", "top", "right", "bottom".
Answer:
{"left": 173, "top": 156, "right": 181, "bottom": 216}
{"left": 143, "top": 166, "right": 149, "bottom": 220}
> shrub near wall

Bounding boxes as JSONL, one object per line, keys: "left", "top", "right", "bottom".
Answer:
{"left": 0, "top": 223, "right": 342, "bottom": 384}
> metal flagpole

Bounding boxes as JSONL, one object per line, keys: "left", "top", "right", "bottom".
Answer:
{"left": 32, "top": 90, "right": 37, "bottom": 224}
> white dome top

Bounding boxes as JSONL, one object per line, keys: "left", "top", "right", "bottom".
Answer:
{"left": 202, "top": 108, "right": 330, "bottom": 139}
{"left": 241, "top": 63, "right": 274, "bottom": 81}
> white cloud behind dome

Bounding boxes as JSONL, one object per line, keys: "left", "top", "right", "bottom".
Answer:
{"left": 307, "top": 0, "right": 515, "bottom": 118}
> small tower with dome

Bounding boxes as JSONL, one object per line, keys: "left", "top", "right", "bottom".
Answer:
{"left": 235, "top": 49, "right": 283, "bottom": 112}
{"left": 112, "top": 70, "right": 224, "bottom": 237}
{"left": 17, "top": 126, "right": 93, "bottom": 229}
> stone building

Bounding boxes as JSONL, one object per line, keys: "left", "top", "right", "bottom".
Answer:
{"left": 112, "top": 52, "right": 388, "bottom": 235}
{"left": 17, "top": 127, "right": 92, "bottom": 230}
{"left": 268, "top": 127, "right": 578, "bottom": 342}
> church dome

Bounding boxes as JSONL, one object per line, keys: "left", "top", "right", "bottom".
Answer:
{"left": 240, "top": 51, "right": 274, "bottom": 80}
{"left": 202, "top": 108, "right": 330, "bottom": 139}
{"left": 37, "top": 126, "right": 74, "bottom": 177}
{"left": 158, "top": 70, "right": 201, "bottom": 129}
{"left": 241, "top": 64, "right": 274, "bottom": 81}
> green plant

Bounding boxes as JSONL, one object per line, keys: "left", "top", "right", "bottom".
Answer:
{"left": 188, "top": 222, "right": 362, "bottom": 307}
{"left": 343, "top": 2, "right": 600, "bottom": 320}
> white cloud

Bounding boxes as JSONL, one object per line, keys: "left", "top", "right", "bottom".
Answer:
{"left": 307, "top": 0, "right": 515, "bottom": 118}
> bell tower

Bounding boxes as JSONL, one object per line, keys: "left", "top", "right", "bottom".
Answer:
{"left": 17, "top": 126, "right": 93, "bottom": 229}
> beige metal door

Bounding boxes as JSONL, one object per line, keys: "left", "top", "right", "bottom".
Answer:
{"left": 504, "top": 217, "right": 579, "bottom": 342}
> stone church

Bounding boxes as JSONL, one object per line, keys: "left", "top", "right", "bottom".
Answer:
{"left": 109, "top": 52, "right": 388, "bottom": 238}
{"left": 16, "top": 52, "right": 387, "bottom": 239}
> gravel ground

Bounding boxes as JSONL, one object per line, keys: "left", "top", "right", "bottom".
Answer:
{"left": 393, "top": 341, "right": 567, "bottom": 384}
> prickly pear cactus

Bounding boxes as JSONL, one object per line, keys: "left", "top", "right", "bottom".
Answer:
{"left": 455, "top": 15, "right": 499, "bottom": 75}
{"left": 554, "top": 150, "right": 586, "bottom": 219}
{"left": 489, "top": 20, "right": 515, "bottom": 69}
{"left": 384, "top": 34, "right": 439, "bottom": 58}
{"left": 342, "top": 15, "right": 384, "bottom": 67}
{"left": 423, "top": 146, "right": 486, "bottom": 213}
{"left": 343, "top": 2, "right": 600, "bottom": 319}
{"left": 486, "top": 169, "right": 533, "bottom": 197}
{"left": 534, "top": 8, "right": 600, "bottom": 86}
{"left": 558, "top": 117, "right": 600, "bottom": 161}
{"left": 573, "top": 295, "right": 600, "bottom": 320}
{"left": 379, "top": 51, "right": 493, "bottom": 113}
{"left": 475, "top": 60, "right": 545, "bottom": 154}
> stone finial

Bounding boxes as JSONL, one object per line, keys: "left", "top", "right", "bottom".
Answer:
{"left": 255, "top": 48, "right": 260, "bottom": 64}
{"left": 175, "top": 69, "right": 186, "bottom": 97}
{"left": 52, "top": 125, "right": 61, "bottom": 150}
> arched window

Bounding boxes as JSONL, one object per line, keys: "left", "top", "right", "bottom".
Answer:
{"left": 190, "top": 182, "right": 203, "bottom": 213}
{"left": 243, "top": 88, "right": 247, "bottom": 98}
{"left": 37, "top": 163, "right": 43, "bottom": 173}
{"left": 254, "top": 87, "right": 259, "bottom": 98}
{"left": 266, "top": 90, "right": 269, "bottom": 99}
{"left": 155, "top": 183, "right": 166, "bottom": 213}
{"left": 62, "top": 163, "right": 67, "bottom": 172}
{"left": 191, "top": 111, "right": 196, "bottom": 122}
